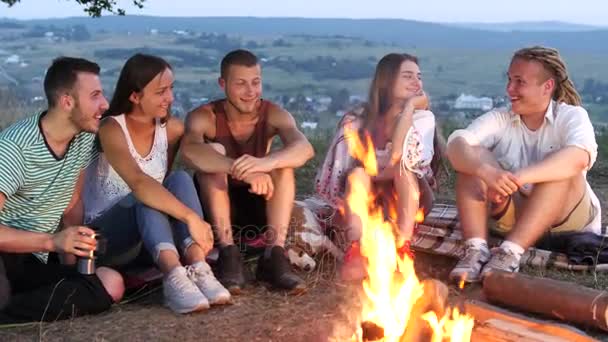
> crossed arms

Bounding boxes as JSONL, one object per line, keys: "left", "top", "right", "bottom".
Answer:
{"left": 180, "top": 103, "right": 314, "bottom": 181}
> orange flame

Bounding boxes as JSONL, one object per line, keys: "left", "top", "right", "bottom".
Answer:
{"left": 344, "top": 124, "right": 377, "bottom": 176}
{"left": 344, "top": 126, "right": 473, "bottom": 341}
{"left": 415, "top": 208, "right": 425, "bottom": 224}
{"left": 458, "top": 275, "right": 466, "bottom": 290}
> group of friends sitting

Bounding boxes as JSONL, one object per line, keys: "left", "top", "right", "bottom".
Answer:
{"left": 0, "top": 45, "right": 601, "bottom": 324}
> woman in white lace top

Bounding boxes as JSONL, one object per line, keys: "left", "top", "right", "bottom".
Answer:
{"left": 315, "top": 53, "right": 444, "bottom": 280}
{"left": 83, "top": 54, "right": 230, "bottom": 314}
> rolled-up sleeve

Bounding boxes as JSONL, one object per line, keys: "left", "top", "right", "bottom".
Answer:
{"left": 560, "top": 107, "right": 598, "bottom": 170}
{"left": 447, "top": 110, "right": 508, "bottom": 149}
{"left": 0, "top": 139, "right": 25, "bottom": 198}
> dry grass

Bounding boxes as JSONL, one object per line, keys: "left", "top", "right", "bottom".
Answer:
{"left": 2, "top": 138, "right": 608, "bottom": 341}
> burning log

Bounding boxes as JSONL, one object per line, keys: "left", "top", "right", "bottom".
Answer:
{"left": 400, "top": 279, "right": 449, "bottom": 342}
{"left": 483, "top": 270, "right": 608, "bottom": 332}
{"left": 358, "top": 279, "right": 450, "bottom": 342}
{"left": 361, "top": 321, "right": 385, "bottom": 341}
{"left": 343, "top": 125, "right": 474, "bottom": 342}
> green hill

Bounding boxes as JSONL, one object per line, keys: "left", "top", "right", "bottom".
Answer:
{"left": 2, "top": 16, "right": 608, "bottom": 52}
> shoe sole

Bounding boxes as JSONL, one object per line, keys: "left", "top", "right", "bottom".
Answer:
{"left": 289, "top": 284, "right": 307, "bottom": 296}
{"left": 208, "top": 295, "right": 233, "bottom": 306}
{"left": 226, "top": 285, "right": 242, "bottom": 296}
{"left": 165, "top": 301, "right": 210, "bottom": 314}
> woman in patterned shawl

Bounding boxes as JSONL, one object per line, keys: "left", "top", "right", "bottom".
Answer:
{"left": 314, "top": 53, "right": 444, "bottom": 280}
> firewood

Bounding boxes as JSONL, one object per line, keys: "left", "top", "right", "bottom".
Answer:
{"left": 466, "top": 300, "right": 596, "bottom": 342}
{"left": 483, "top": 270, "right": 608, "bottom": 332}
{"left": 401, "top": 278, "right": 449, "bottom": 342}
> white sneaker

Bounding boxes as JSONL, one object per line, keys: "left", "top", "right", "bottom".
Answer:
{"left": 163, "top": 266, "right": 209, "bottom": 313}
{"left": 187, "top": 261, "right": 232, "bottom": 305}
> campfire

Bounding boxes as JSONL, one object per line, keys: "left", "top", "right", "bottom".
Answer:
{"left": 343, "top": 126, "right": 474, "bottom": 342}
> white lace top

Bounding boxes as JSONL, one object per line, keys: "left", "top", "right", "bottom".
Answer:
{"left": 83, "top": 115, "right": 168, "bottom": 223}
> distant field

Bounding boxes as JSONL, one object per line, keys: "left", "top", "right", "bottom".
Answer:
{"left": 2, "top": 25, "right": 608, "bottom": 122}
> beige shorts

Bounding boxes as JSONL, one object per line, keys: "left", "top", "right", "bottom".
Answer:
{"left": 492, "top": 188, "right": 595, "bottom": 236}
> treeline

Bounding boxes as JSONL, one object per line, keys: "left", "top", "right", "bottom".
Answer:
{"left": 10, "top": 16, "right": 608, "bottom": 53}
{"left": 94, "top": 46, "right": 376, "bottom": 81}
{"left": 20, "top": 24, "right": 92, "bottom": 41}
{"left": 94, "top": 47, "right": 218, "bottom": 69}
{"left": 267, "top": 56, "right": 375, "bottom": 81}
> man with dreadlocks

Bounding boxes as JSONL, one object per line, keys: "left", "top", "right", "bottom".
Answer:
{"left": 446, "top": 46, "right": 602, "bottom": 283}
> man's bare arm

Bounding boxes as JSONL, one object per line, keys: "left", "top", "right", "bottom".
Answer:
{"left": 0, "top": 193, "right": 96, "bottom": 256}
{"left": 517, "top": 147, "right": 590, "bottom": 185}
{"left": 180, "top": 107, "right": 234, "bottom": 174}
{"left": 0, "top": 193, "right": 55, "bottom": 253}
{"left": 266, "top": 106, "right": 315, "bottom": 169}
{"left": 447, "top": 137, "right": 520, "bottom": 197}
{"left": 230, "top": 106, "right": 314, "bottom": 180}
{"left": 446, "top": 137, "right": 487, "bottom": 176}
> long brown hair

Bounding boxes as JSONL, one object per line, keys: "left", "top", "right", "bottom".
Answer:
{"left": 361, "top": 53, "right": 445, "bottom": 179}
{"left": 512, "top": 46, "right": 581, "bottom": 106}
{"left": 362, "top": 53, "right": 418, "bottom": 129}
{"left": 104, "top": 53, "right": 173, "bottom": 121}
{"left": 97, "top": 53, "right": 172, "bottom": 151}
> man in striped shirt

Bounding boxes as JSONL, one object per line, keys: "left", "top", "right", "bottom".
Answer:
{"left": 0, "top": 57, "right": 124, "bottom": 322}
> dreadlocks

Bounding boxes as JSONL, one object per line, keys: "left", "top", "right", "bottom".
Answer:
{"left": 512, "top": 46, "right": 581, "bottom": 106}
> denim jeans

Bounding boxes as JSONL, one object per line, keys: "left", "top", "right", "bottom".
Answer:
{"left": 91, "top": 171, "right": 203, "bottom": 267}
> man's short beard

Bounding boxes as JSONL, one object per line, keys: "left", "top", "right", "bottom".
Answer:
{"left": 68, "top": 98, "right": 94, "bottom": 133}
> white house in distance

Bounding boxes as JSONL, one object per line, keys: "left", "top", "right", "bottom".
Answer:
{"left": 4, "top": 54, "right": 20, "bottom": 64}
{"left": 454, "top": 93, "right": 493, "bottom": 111}
{"left": 301, "top": 121, "right": 318, "bottom": 130}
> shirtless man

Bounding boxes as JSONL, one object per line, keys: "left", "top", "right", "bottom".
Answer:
{"left": 181, "top": 49, "right": 314, "bottom": 294}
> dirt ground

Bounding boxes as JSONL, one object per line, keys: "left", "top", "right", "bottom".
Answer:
{"left": 2, "top": 251, "right": 607, "bottom": 342}
{"left": 3, "top": 172, "right": 608, "bottom": 341}
{"left": 0, "top": 253, "right": 460, "bottom": 342}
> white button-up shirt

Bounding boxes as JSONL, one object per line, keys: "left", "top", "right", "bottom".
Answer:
{"left": 448, "top": 100, "right": 602, "bottom": 234}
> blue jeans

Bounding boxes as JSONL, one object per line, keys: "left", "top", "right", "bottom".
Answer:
{"left": 92, "top": 171, "right": 203, "bottom": 267}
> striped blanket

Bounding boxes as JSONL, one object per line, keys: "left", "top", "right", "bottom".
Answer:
{"left": 414, "top": 203, "right": 608, "bottom": 272}
{"left": 295, "top": 196, "right": 608, "bottom": 272}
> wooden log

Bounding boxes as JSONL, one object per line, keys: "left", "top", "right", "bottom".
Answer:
{"left": 466, "top": 300, "right": 597, "bottom": 342}
{"left": 401, "top": 278, "right": 449, "bottom": 342}
{"left": 483, "top": 270, "right": 608, "bottom": 332}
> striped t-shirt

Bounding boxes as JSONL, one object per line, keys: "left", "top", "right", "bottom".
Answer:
{"left": 0, "top": 112, "right": 97, "bottom": 262}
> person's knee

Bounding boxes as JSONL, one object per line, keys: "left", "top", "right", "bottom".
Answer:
{"left": 270, "top": 168, "right": 295, "bottom": 185}
{"left": 455, "top": 172, "right": 488, "bottom": 201}
{"left": 169, "top": 170, "right": 192, "bottom": 184}
{"left": 96, "top": 267, "right": 125, "bottom": 303}
{"left": 166, "top": 170, "right": 195, "bottom": 192}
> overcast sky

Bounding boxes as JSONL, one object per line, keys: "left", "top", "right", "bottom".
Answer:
{"left": 1, "top": 0, "right": 607, "bottom": 26}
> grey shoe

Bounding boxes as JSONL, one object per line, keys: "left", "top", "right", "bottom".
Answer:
{"left": 449, "top": 242, "right": 491, "bottom": 283}
{"left": 188, "top": 261, "right": 231, "bottom": 305}
{"left": 480, "top": 247, "right": 521, "bottom": 278}
{"left": 163, "top": 266, "right": 209, "bottom": 314}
